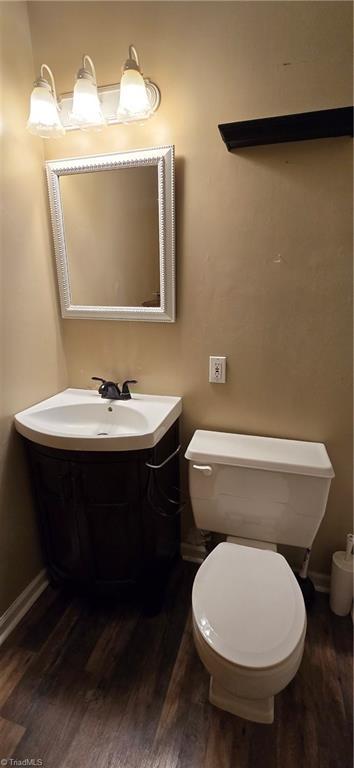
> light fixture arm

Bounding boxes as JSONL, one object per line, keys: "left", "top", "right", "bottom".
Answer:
{"left": 122, "top": 44, "right": 143, "bottom": 74}
{"left": 40, "top": 64, "right": 58, "bottom": 103}
{"left": 82, "top": 54, "right": 97, "bottom": 84}
{"left": 129, "top": 45, "right": 140, "bottom": 68}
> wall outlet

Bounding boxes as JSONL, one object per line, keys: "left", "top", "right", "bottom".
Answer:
{"left": 209, "top": 356, "right": 227, "bottom": 383}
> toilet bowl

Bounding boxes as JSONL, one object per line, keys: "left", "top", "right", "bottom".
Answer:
{"left": 192, "top": 541, "right": 307, "bottom": 724}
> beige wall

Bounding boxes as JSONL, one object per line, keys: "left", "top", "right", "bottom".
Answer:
{"left": 25, "top": 0, "right": 353, "bottom": 575}
{"left": 0, "top": 2, "right": 67, "bottom": 613}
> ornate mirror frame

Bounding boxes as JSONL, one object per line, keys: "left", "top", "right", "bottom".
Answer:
{"left": 46, "top": 145, "right": 175, "bottom": 322}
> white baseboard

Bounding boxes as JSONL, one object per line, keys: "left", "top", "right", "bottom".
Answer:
{"left": 181, "top": 542, "right": 330, "bottom": 593}
{"left": 0, "top": 569, "right": 49, "bottom": 647}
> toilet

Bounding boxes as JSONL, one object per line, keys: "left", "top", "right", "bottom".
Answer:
{"left": 185, "top": 430, "right": 334, "bottom": 723}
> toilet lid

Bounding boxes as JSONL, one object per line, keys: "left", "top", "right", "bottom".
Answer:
{"left": 192, "top": 542, "right": 306, "bottom": 669}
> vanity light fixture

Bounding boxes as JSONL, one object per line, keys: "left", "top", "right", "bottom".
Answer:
{"left": 27, "top": 64, "right": 65, "bottom": 138}
{"left": 70, "top": 55, "right": 105, "bottom": 129}
{"left": 117, "top": 45, "right": 152, "bottom": 121}
{"left": 27, "top": 46, "right": 160, "bottom": 136}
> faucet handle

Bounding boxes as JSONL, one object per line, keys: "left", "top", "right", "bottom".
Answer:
{"left": 91, "top": 376, "right": 106, "bottom": 394}
{"left": 91, "top": 377, "right": 121, "bottom": 397}
{"left": 121, "top": 380, "right": 138, "bottom": 399}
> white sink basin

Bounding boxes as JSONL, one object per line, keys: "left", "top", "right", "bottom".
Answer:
{"left": 14, "top": 388, "right": 182, "bottom": 451}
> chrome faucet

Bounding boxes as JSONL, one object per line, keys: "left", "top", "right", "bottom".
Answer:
{"left": 92, "top": 377, "right": 137, "bottom": 400}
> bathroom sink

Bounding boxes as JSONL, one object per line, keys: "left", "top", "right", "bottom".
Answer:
{"left": 14, "top": 388, "right": 182, "bottom": 451}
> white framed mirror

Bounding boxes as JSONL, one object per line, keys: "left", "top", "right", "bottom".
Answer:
{"left": 46, "top": 145, "right": 175, "bottom": 322}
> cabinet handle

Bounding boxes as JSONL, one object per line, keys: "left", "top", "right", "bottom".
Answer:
{"left": 192, "top": 464, "right": 213, "bottom": 476}
{"left": 145, "top": 445, "right": 181, "bottom": 470}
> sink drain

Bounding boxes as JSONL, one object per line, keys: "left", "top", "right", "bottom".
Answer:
{"left": 97, "top": 431, "right": 109, "bottom": 436}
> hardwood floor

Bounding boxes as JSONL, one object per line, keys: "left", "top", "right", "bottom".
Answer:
{"left": 0, "top": 561, "right": 352, "bottom": 768}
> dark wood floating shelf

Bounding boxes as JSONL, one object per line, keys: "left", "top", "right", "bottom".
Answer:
{"left": 219, "top": 107, "right": 353, "bottom": 151}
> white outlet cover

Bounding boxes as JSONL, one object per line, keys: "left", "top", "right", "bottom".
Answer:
{"left": 209, "top": 356, "right": 227, "bottom": 383}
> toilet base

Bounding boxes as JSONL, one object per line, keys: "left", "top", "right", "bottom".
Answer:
{"left": 209, "top": 677, "right": 274, "bottom": 724}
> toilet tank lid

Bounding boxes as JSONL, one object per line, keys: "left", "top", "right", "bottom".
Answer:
{"left": 185, "top": 430, "right": 334, "bottom": 478}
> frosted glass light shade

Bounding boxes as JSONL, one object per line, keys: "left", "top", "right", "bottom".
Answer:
{"left": 70, "top": 76, "right": 105, "bottom": 129}
{"left": 117, "top": 68, "right": 151, "bottom": 120}
{"left": 27, "top": 83, "right": 64, "bottom": 138}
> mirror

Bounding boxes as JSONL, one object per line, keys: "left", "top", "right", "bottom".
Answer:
{"left": 46, "top": 146, "right": 175, "bottom": 321}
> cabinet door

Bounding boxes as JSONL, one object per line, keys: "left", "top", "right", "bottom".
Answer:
{"left": 29, "top": 452, "right": 81, "bottom": 581}
{"left": 75, "top": 460, "right": 143, "bottom": 585}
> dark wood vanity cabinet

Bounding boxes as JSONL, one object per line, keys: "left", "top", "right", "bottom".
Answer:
{"left": 24, "top": 420, "right": 180, "bottom": 606}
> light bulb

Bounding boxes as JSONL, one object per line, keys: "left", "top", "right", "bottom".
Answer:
{"left": 27, "top": 67, "right": 64, "bottom": 138}
{"left": 70, "top": 55, "right": 105, "bottom": 129}
{"left": 117, "top": 46, "right": 152, "bottom": 121}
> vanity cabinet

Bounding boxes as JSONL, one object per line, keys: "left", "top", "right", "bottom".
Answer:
{"left": 23, "top": 420, "right": 180, "bottom": 608}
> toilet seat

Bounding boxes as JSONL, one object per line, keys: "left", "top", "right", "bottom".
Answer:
{"left": 192, "top": 542, "right": 306, "bottom": 670}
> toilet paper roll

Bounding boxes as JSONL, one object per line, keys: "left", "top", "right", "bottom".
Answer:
{"left": 329, "top": 551, "right": 354, "bottom": 617}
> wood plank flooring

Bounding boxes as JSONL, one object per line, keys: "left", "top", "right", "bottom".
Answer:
{"left": 0, "top": 561, "right": 352, "bottom": 768}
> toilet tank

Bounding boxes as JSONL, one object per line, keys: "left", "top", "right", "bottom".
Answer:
{"left": 185, "top": 431, "right": 334, "bottom": 549}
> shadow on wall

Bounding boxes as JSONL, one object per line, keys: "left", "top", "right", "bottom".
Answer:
{"left": 0, "top": 423, "right": 43, "bottom": 614}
